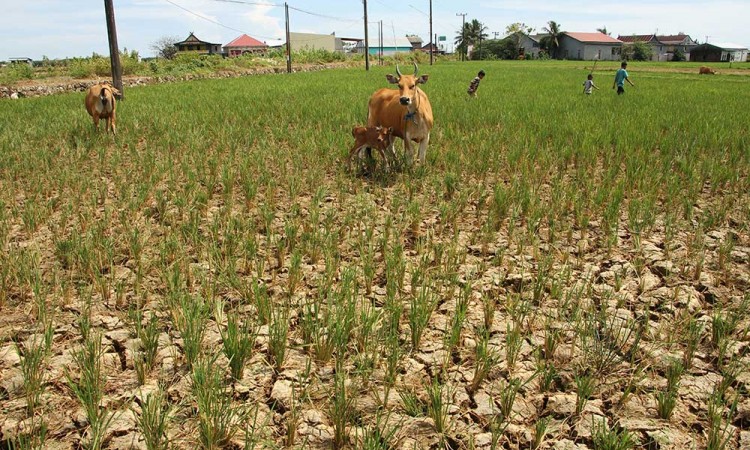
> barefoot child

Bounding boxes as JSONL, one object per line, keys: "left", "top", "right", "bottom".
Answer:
{"left": 467, "top": 70, "right": 485, "bottom": 97}
{"left": 613, "top": 61, "right": 635, "bottom": 94}
{"left": 583, "top": 73, "right": 599, "bottom": 95}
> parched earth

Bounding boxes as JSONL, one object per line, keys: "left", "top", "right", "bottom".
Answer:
{"left": 1, "top": 172, "right": 749, "bottom": 449}
{"left": 0, "top": 62, "right": 749, "bottom": 449}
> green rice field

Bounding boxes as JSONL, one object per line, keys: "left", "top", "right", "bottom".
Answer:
{"left": 0, "top": 60, "right": 749, "bottom": 449}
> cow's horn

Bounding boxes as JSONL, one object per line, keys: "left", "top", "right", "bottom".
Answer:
{"left": 395, "top": 64, "right": 402, "bottom": 78}
{"left": 413, "top": 62, "right": 419, "bottom": 76}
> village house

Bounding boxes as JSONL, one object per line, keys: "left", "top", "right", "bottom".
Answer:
{"left": 506, "top": 32, "right": 547, "bottom": 59}
{"left": 558, "top": 32, "right": 623, "bottom": 60}
{"left": 356, "top": 36, "right": 415, "bottom": 57}
{"left": 690, "top": 42, "right": 749, "bottom": 62}
{"left": 288, "top": 32, "right": 344, "bottom": 53}
{"left": 174, "top": 32, "right": 221, "bottom": 55}
{"left": 223, "top": 34, "right": 267, "bottom": 57}
{"left": 617, "top": 33, "right": 698, "bottom": 61}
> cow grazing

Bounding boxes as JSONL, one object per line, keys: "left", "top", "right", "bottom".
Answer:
{"left": 347, "top": 125, "right": 393, "bottom": 171}
{"left": 367, "top": 63, "right": 433, "bottom": 164}
{"left": 699, "top": 66, "right": 716, "bottom": 75}
{"left": 85, "top": 81, "right": 120, "bottom": 135}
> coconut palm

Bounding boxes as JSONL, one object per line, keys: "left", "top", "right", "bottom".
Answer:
{"left": 541, "top": 20, "right": 563, "bottom": 59}
{"left": 455, "top": 19, "right": 488, "bottom": 60}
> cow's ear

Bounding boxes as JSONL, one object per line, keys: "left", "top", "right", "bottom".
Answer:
{"left": 418, "top": 75, "right": 429, "bottom": 84}
{"left": 386, "top": 74, "right": 399, "bottom": 84}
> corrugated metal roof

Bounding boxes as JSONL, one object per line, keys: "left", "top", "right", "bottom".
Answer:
{"left": 617, "top": 34, "right": 656, "bottom": 43}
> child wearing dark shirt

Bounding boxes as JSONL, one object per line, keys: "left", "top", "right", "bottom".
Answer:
{"left": 467, "top": 70, "right": 486, "bottom": 97}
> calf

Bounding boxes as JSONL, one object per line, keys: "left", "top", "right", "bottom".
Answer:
{"left": 699, "top": 66, "right": 716, "bottom": 75}
{"left": 85, "top": 81, "right": 120, "bottom": 134}
{"left": 347, "top": 126, "right": 393, "bottom": 171}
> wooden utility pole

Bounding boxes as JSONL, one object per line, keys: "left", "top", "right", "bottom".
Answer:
{"left": 363, "top": 0, "right": 370, "bottom": 70}
{"left": 429, "top": 0, "right": 433, "bottom": 65}
{"left": 285, "top": 2, "right": 292, "bottom": 73}
{"left": 104, "top": 0, "right": 123, "bottom": 98}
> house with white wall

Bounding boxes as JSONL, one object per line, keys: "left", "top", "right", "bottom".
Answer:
{"left": 558, "top": 32, "right": 623, "bottom": 60}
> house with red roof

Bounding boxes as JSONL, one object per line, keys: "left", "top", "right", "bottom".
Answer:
{"left": 224, "top": 34, "right": 268, "bottom": 57}
{"left": 558, "top": 32, "right": 623, "bottom": 60}
{"left": 617, "top": 33, "right": 698, "bottom": 61}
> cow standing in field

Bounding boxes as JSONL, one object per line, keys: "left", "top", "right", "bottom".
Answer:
{"left": 699, "top": 66, "right": 716, "bottom": 75}
{"left": 367, "top": 63, "right": 433, "bottom": 165}
{"left": 85, "top": 81, "right": 120, "bottom": 135}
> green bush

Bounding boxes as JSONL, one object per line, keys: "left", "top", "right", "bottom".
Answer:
{"left": 0, "top": 62, "right": 34, "bottom": 85}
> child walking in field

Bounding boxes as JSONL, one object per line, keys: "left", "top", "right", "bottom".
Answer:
{"left": 613, "top": 61, "right": 635, "bottom": 94}
{"left": 467, "top": 70, "right": 485, "bottom": 97}
{"left": 583, "top": 73, "right": 599, "bottom": 95}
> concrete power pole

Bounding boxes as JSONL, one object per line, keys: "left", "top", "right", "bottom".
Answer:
{"left": 456, "top": 12, "right": 467, "bottom": 61}
{"left": 104, "top": 0, "right": 123, "bottom": 98}
{"left": 363, "top": 0, "right": 370, "bottom": 70}
{"left": 285, "top": 2, "right": 292, "bottom": 73}
{"left": 429, "top": 0, "right": 433, "bottom": 65}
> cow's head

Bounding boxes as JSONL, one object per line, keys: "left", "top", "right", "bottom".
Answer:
{"left": 386, "top": 63, "right": 429, "bottom": 106}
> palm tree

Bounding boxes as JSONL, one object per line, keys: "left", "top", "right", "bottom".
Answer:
{"left": 541, "top": 20, "right": 563, "bottom": 59}
{"left": 455, "top": 19, "right": 488, "bottom": 60}
{"left": 597, "top": 26, "right": 610, "bottom": 36}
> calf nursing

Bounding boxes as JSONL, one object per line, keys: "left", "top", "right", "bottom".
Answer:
{"left": 347, "top": 126, "right": 393, "bottom": 171}
{"left": 85, "top": 82, "right": 120, "bottom": 134}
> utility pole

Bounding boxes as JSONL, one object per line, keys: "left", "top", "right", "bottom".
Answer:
{"left": 493, "top": 31, "right": 499, "bottom": 39}
{"left": 429, "top": 0, "right": 433, "bottom": 65}
{"left": 285, "top": 2, "right": 292, "bottom": 73}
{"left": 363, "top": 0, "right": 370, "bottom": 70}
{"left": 456, "top": 12, "right": 467, "bottom": 61}
{"left": 103, "top": 0, "right": 123, "bottom": 98}
{"left": 478, "top": 22, "right": 482, "bottom": 60}
{"left": 379, "top": 20, "right": 383, "bottom": 65}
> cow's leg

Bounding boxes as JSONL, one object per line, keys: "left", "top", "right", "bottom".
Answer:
{"left": 403, "top": 136, "right": 416, "bottom": 165}
{"left": 348, "top": 144, "right": 364, "bottom": 172}
{"left": 376, "top": 146, "right": 389, "bottom": 172}
{"left": 385, "top": 139, "right": 397, "bottom": 162}
{"left": 110, "top": 112, "right": 116, "bottom": 135}
{"left": 92, "top": 116, "right": 100, "bottom": 131}
{"left": 417, "top": 134, "right": 430, "bottom": 164}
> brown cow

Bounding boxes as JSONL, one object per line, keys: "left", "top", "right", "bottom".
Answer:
{"left": 85, "top": 81, "right": 120, "bottom": 134}
{"left": 699, "top": 66, "right": 716, "bottom": 75}
{"left": 367, "top": 63, "right": 434, "bottom": 164}
{"left": 347, "top": 125, "right": 393, "bottom": 171}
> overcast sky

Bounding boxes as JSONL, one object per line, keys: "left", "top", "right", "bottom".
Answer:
{"left": 2, "top": 0, "right": 748, "bottom": 60}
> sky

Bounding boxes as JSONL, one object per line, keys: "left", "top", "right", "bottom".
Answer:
{"left": 2, "top": 0, "right": 749, "bottom": 60}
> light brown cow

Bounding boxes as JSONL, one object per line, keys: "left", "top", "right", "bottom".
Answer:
{"left": 85, "top": 81, "right": 120, "bottom": 134}
{"left": 699, "top": 66, "right": 716, "bottom": 75}
{"left": 367, "top": 63, "right": 433, "bottom": 164}
{"left": 347, "top": 125, "right": 393, "bottom": 171}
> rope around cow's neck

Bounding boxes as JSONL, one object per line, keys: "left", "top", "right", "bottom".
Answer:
{"left": 404, "top": 86, "right": 421, "bottom": 124}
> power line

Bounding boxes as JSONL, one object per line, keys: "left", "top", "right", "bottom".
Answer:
{"left": 208, "top": 0, "right": 282, "bottom": 6}
{"left": 287, "top": 5, "right": 360, "bottom": 23}
{"left": 207, "top": 0, "right": 360, "bottom": 23}
{"left": 162, "top": 0, "right": 280, "bottom": 40}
